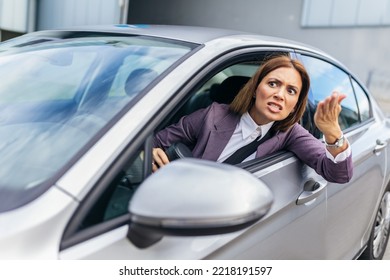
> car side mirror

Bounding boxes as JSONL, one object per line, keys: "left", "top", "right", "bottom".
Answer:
{"left": 127, "top": 158, "right": 273, "bottom": 248}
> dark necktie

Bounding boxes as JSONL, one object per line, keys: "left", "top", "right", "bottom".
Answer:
{"left": 223, "top": 129, "right": 272, "bottom": 165}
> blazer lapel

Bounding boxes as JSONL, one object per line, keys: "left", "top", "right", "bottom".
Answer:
{"left": 201, "top": 112, "right": 239, "bottom": 161}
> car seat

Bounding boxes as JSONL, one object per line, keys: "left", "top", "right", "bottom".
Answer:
{"left": 209, "top": 75, "right": 250, "bottom": 104}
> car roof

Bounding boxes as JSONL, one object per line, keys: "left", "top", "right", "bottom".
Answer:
{"left": 46, "top": 24, "right": 252, "bottom": 43}
{"left": 33, "top": 24, "right": 321, "bottom": 52}
{"left": 87, "top": 24, "right": 247, "bottom": 43}
{"left": 17, "top": 24, "right": 337, "bottom": 66}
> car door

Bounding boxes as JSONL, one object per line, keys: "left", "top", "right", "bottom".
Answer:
{"left": 299, "top": 53, "right": 388, "bottom": 259}
{"left": 59, "top": 48, "right": 328, "bottom": 260}
{"left": 203, "top": 154, "right": 328, "bottom": 259}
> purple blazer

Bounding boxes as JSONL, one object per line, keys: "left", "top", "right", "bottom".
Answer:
{"left": 154, "top": 102, "right": 353, "bottom": 183}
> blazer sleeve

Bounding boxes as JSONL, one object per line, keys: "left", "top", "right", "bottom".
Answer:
{"left": 153, "top": 104, "right": 214, "bottom": 150}
{"left": 284, "top": 124, "right": 353, "bottom": 184}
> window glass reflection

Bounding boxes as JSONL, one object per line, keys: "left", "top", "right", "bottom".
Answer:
{"left": 301, "top": 56, "right": 360, "bottom": 131}
{"left": 352, "top": 79, "right": 371, "bottom": 122}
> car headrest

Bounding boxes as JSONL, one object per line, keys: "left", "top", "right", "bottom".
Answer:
{"left": 125, "top": 68, "right": 159, "bottom": 96}
{"left": 210, "top": 76, "right": 250, "bottom": 104}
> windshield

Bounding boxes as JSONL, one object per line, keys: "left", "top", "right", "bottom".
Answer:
{"left": 0, "top": 33, "right": 196, "bottom": 212}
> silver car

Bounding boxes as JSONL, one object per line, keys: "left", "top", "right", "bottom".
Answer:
{"left": 0, "top": 25, "right": 389, "bottom": 260}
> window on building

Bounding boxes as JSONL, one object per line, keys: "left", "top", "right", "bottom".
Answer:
{"left": 302, "top": 0, "right": 390, "bottom": 27}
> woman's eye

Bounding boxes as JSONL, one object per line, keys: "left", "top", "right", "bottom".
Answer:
{"left": 269, "top": 81, "right": 277, "bottom": 87}
{"left": 288, "top": 88, "right": 297, "bottom": 95}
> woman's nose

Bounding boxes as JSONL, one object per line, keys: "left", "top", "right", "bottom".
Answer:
{"left": 273, "top": 88, "right": 285, "bottom": 100}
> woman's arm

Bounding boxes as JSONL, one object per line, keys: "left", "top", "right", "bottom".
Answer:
{"left": 314, "top": 91, "right": 349, "bottom": 158}
{"left": 152, "top": 104, "right": 215, "bottom": 170}
{"left": 285, "top": 124, "right": 353, "bottom": 183}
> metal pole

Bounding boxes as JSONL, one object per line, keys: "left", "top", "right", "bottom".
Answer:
{"left": 27, "top": 0, "right": 37, "bottom": 33}
{"left": 119, "top": 0, "right": 130, "bottom": 24}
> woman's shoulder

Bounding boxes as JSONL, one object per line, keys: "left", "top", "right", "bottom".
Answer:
{"left": 275, "top": 123, "right": 322, "bottom": 152}
{"left": 291, "top": 123, "right": 309, "bottom": 133}
{"left": 198, "top": 102, "right": 239, "bottom": 127}
{"left": 277, "top": 123, "right": 313, "bottom": 140}
{"left": 208, "top": 102, "right": 230, "bottom": 111}
{"left": 201, "top": 102, "right": 233, "bottom": 118}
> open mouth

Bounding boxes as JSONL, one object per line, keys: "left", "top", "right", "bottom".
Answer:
{"left": 267, "top": 102, "right": 283, "bottom": 112}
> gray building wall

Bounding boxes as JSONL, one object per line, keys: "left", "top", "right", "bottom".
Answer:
{"left": 37, "top": 0, "right": 126, "bottom": 30}
{"left": 0, "top": 0, "right": 36, "bottom": 40}
{"left": 0, "top": 0, "right": 128, "bottom": 39}
{"left": 127, "top": 0, "right": 390, "bottom": 110}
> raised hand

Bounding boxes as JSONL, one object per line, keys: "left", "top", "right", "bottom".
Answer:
{"left": 314, "top": 91, "right": 348, "bottom": 155}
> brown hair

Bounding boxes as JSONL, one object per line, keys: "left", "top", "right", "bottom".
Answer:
{"left": 229, "top": 55, "right": 310, "bottom": 132}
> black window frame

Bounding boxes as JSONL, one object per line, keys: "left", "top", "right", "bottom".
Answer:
{"left": 350, "top": 77, "right": 373, "bottom": 123}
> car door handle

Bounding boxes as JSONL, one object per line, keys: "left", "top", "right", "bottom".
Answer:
{"left": 374, "top": 139, "right": 387, "bottom": 154}
{"left": 296, "top": 180, "right": 326, "bottom": 205}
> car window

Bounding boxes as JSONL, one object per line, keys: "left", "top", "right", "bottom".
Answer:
{"left": 78, "top": 148, "right": 145, "bottom": 231}
{"left": 167, "top": 62, "right": 262, "bottom": 126}
{"left": 0, "top": 34, "right": 195, "bottom": 213}
{"left": 0, "top": 51, "right": 96, "bottom": 102}
{"left": 193, "top": 63, "right": 257, "bottom": 105}
{"left": 301, "top": 55, "right": 360, "bottom": 133}
{"left": 352, "top": 79, "right": 371, "bottom": 122}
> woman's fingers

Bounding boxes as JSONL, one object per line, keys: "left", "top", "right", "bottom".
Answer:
{"left": 152, "top": 148, "right": 170, "bottom": 171}
{"left": 314, "top": 91, "right": 346, "bottom": 135}
{"left": 318, "top": 91, "right": 346, "bottom": 117}
{"left": 152, "top": 161, "right": 158, "bottom": 172}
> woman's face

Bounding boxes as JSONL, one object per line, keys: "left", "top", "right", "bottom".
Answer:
{"left": 249, "top": 67, "right": 302, "bottom": 125}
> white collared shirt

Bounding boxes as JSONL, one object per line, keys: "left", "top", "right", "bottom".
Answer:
{"left": 217, "top": 112, "right": 274, "bottom": 162}
{"left": 217, "top": 112, "right": 351, "bottom": 163}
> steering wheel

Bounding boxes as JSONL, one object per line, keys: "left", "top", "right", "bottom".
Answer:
{"left": 165, "top": 142, "right": 193, "bottom": 161}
